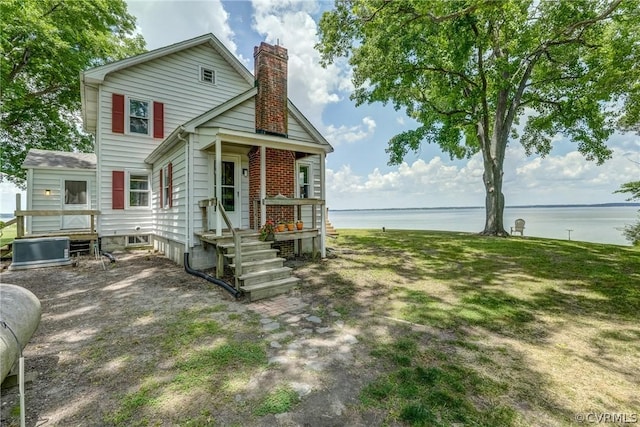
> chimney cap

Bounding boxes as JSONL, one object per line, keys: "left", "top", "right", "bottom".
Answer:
{"left": 254, "top": 41, "right": 288, "bottom": 60}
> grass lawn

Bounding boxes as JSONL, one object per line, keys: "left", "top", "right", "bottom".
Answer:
{"left": 0, "top": 222, "right": 17, "bottom": 247}
{"left": 312, "top": 230, "right": 640, "bottom": 426}
{"left": 4, "top": 229, "right": 637, "bottom": 426}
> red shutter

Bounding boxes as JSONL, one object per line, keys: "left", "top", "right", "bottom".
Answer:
{"left": 159, "top": 169, "right": 163, "bottom": 208}
{"left": 112, "top": 171, "right": 125, "bottom": 209}
{"left": 112, "top": 94, "right": 125, "bottom": 134}
{"left": 168, "top": 162, "right": 173, "bottom": 208}
{"left": 153, "top": 102, "right": 164, "bottom": 138}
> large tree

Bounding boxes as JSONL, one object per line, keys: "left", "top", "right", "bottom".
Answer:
{"left": 316, "top": 0, "right": 640, "bottom": 235}
{"left": 1, "top": 0, "right": 145, "bottom": 186}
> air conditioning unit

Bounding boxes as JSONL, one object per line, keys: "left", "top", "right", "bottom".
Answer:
{"left": 10, "top": 237, "right": 72, "bottom": 270}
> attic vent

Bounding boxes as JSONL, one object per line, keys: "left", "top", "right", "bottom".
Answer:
{"left": 200, "top": 66, "right": 216, "bottom": 84}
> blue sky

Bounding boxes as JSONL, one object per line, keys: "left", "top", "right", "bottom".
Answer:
{"left": 1, "top": 0, "right": 638, "bottom": 213}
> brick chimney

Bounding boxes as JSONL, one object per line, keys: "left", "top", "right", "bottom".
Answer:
{"left": 254, "top": 42, "right": 288, "bottom": 137}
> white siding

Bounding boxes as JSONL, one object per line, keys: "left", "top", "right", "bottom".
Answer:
{"left": 201, "top": 98, "right": 255, "bottom": 133}
{"left": 153, "top": 144, "right": 187, "bottom": 244}
{"left": 191, "top": 147, "right": 211, "bottom": 235}
{"left": 288, "top": 114, "right": 316, "bottom": 144}
{"left": 202, "top": 98, "right": 321, "bottom": 145}
{"left": 28, "top": 169, "right": 96, "bottom": 234}
{"left": 296, "top": 155, "right": 322, "bottom": 227}
{"left": 96, "top": 44, "right": 252, "bottom": 238}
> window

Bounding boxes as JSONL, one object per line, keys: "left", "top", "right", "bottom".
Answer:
{"left": 129, "top": 173, "right": 150, "bottom": 207}
{"left": 64, "top": 180, "right": 87, "bottom": 205}
{"left": 129, "top": 98, "right": 149, "bottom": 135}
{"left": 200, "top": 66, "right": 216, "bottom": 84}
{"left": 127, "top": 235, "right": 150, "bottom": 246}
{"left": 298, "top": 164, "right": 311, "bottom": 198}
{"left": 161, "top": 163, "right": 172, "bottom": 208}
{"left": 112, "top": 94, "right": 163, "bottom": 138}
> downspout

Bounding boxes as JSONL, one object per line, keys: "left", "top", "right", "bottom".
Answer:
{"left": 95, "top": 84, "right": 102, "bottom": 238}
{"left": 215, "top": 135, "right": 222, "bottom": 236}
{"left": 177, "top": 129, "right": 190, "bottom": 252}
{"left": 260, "top": 145, "right": 266, "bottom": 225}
{"left": 184, "top": 253, "right": 241, "bottom": 298}
{"left": 320, "top": 152, "right": 327, "bottom": 258}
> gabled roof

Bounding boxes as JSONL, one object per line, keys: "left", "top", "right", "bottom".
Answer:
{"left": 22, "top": 149, "right": 96, "bottom": 170}
{"left": 80, "top": 33, "right": 254, "bottom": 132}
{"left": 145, "top": 88, "right": 333, "bottom": 164}
{"left": 82, "top": 33, "right": 253, "bottom": 85}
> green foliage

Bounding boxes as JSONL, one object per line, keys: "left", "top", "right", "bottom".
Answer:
{"left": 338, "top": 229, "right": 640, "bottom": 425}
{"left": 0, "top": 223, "right": 17, "bottom": 247}
{"left": 362, "top": 337, "right": 517, "bottom": 426}
{"left": 615, "top": 181, "right": 640, "bottom": 245}
{"left": 254, "top": 386, "right": 300, "bottom": 416}
{"left": 615, "top": 181, "right": 640, "bottom": 201}
{"left": 0, "top": 0, "right": 146, "bottom": 186}
{"left": 317, "top": 0, "right": 640, "bottom": 233}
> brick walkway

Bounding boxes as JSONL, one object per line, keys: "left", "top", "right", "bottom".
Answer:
{"left": 248, "top": 294, "right": 308, "bottom": 317}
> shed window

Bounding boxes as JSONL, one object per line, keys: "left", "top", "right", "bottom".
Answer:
{"left": 200, "top": 66, "right": 216, "bottom": 84}
{"left": 64, "top": 180, "right": 87, "bottom": 205}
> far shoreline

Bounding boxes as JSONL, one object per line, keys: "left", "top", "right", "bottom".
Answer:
{"left": 332, "top": 202, "right": 640, "bottom": 212}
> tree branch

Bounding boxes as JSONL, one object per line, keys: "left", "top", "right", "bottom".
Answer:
{"left": 471, "top": 21, "right": 491, "bottom": 153}
{"left": 42, "top": 2, "right": 62, "bottom": 18}
{"left": 519, "top": 95, "right": 564, "bottom": 108}
{"left": 6, "top": 47, "right": 31, "bottom": 84}
{"left": 409, "top": 65, "right": 478, "bottom": 88}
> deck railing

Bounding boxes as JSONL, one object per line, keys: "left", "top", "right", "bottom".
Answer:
{"left": 13, "top": 209, "right": 100, "bottom": 238}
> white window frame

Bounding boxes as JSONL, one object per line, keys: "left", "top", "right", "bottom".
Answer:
{"left": 127, "top": 235, "right": 150, "bottom": 246}
{"left": 127, "top": 171, "right": 150, "bottom": 209}
{"left": 199, "top": 66, "right": 216, "bottom": 85}
{"left": 126, "top": 96, "right": 152, "bottom": 136}
{"left": 297, "top": 162, "right": 313, "bottom": 199}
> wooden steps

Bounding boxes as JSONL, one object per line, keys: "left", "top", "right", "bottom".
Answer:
{"left": 325, "top": 219, "right": 339, "bottom": 238}
{"left": 218, "top": 234, "right": 301, "bottom": 302}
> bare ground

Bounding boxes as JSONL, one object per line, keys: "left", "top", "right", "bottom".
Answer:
{"left": 0, "top": 249, "right": 400, "bottom": 427}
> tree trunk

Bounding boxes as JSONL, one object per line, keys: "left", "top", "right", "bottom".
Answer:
{"left": 480, "top": 134, "right": 509, "bottom": 236}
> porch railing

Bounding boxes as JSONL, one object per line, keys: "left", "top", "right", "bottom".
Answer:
{"left": 216, "top": 200, "right": 242, "bottom": 287}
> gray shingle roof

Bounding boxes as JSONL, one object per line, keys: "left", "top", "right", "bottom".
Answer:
{"left": 22, "top": 149, "right": 96, "bottom": 169}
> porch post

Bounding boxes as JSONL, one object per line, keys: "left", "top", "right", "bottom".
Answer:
{"left": 320, "top": 152, "right": 327, "bottom": 258}
{"left": 260, "top": 145, "right": 266, "bottom": 225}
{"left": 215, "top": 136, "right": 222, "bottom": 236}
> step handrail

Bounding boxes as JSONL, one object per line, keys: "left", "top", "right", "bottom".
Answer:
{"left": 217, "top": 201, "right": 242, "bottom": 286}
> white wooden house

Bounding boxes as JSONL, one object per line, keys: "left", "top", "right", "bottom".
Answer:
{"left": 21, "top": 33, "right": 334, "bottom": 300}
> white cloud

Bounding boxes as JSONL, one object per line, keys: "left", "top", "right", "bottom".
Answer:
{"left": 326, "top": 156, "right": 486, "bottom": 209}
{"left": 127, "top": 0, "right": 248, "bottom": 63}
{"left": 250, "top": 0, "right": 352, "bottom": 128}
{"left": 326, "top": 143, "right": 640, "bottom": 210}
{"left": 0, "top": 181, "right": 25, "bottom": 213}
{"left": 324, "top": 116, "right": 376, "bottom": 146}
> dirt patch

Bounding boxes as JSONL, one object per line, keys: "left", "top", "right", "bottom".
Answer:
{"left": 0, "top": 249, "right": 397, "bottom": 426}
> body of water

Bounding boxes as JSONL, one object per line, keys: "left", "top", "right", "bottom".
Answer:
{"left": 329, "top": 205, "right": 639, "bottom": 246}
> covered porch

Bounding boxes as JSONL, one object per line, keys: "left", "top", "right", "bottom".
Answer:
{"left": 197, "top": 128, "right": 328, "bottom": 259}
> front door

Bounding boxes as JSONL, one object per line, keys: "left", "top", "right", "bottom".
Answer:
{"left": 211, "top": 155, "right": 241, "bottom": 229}
{"left": 62, "top": 179, "right": 90, "bottom": 229}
